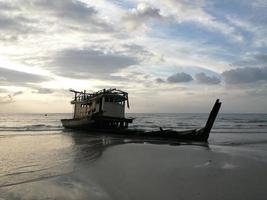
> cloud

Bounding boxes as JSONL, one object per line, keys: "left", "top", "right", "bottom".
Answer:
{"left": 222, "top": 67, "right": 267, "bottom": 84}
{"left": 32, "top": 88, "right": 54, "bottom": 94}
{"left": 34, "top": 0, "right": 97, "bottom": 20}
{"left": 246, "top": 87, "right": 267, "bottom": 96}
{"left": 195, "top": 72, "right": 221, "bottom": 85}
{"left": 122, "top": 44, "right": 153, "bottom": 58}
{"left": 0, "top": 0, "right": 113, "bottom": 39}
{"left": 0, "top": 0, "right": 266, "bottom": 113}
{"left": 255, "top": 53, "right": 267, "bottom": 62}
{"left": 0, "top": 1, "right": 17, "bottom": 11}
{"left": 13, "top": 91, "right": 23, "bottom": 96}
{"left": 0, "top": 88, "right": 7, "bottom": 93}
{"left": 252, "top": 0, "right": 267, "bottom": 7}
{"left": 0, "top": 91, "right": 23, "bottom": 104}
{"left": 155, "top": 78, "right": 165, "bottom": 83}
{"left": 225, "top": 13, "right": 267, "bottom": 47}
{"left": 226, "top": 15, "right": 252, "bottom": 31}
{"left": 123, "top": 3, "right": 162, "bottom": 30}
{"left": 231, "top": 52, "right": 267, "bottom": 68}
{"left": 52, "top": 48, "right": 139, "bottom": 78}
{"left": 32, "top": 0, "right": 113, "bottom": 32}
{"left": 150, "top": 0, "right": 243, "bottom": 42}
{"left": 0, "top": 67, "right": 51, "bottom": 86}
{"left": 0, "top": 95, "right": 13, "bottom": 104}
{"left": 167, "top": 72, "right": 193, "bottom": 83}
{"left": 0, "top": 15, "right": 19, "bottom": 30}
{"left": 0, "top": 13, "right": 39, "bottom": 37}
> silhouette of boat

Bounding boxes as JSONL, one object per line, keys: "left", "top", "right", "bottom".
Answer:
{"left": 61, "top": 88, "right": 221, "bottom": 142}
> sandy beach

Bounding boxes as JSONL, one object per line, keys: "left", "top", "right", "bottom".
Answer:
{"left": 1, "top": 131, "right": 267, "bottom": 200}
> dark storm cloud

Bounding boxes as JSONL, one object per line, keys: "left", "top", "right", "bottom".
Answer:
{"left": 52, "top": 48, "right": 139, "bottom": 78}
{"left": 167, "top": 72, "right": 193, "bottom": 83}
{"left": 0, "top": 67, "right": 51, "bottom": 86}
{"left": 222, "top": 67, "right": 267, "bottom": 84}
{"left": 195, "top": 73, "right": 221, "bottom": 85}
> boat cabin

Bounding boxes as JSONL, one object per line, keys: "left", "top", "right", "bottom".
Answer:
{"left": 69, "top": 88, "right": 132, "bottom": 128}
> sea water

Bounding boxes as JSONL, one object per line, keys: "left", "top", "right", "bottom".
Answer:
{"left": 1, "top": 113, "right": 267, "bottom": 133}
{"left": 1, "top": 113, "right": 267, "bottom": 199}
{"left": 1, "top": 113, "right": 267, "bottom": 146}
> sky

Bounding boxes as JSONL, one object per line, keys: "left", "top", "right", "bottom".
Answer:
{"left": 0, "top": 0, "right": 267, "bottom": 113}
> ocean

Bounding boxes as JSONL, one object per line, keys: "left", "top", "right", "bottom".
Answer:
{"left": 1, "top": 113, "right": 267, "bottom": 199}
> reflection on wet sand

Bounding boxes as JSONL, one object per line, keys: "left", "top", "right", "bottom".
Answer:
{"left": 70, "top": 132, "right": 210, "bottom": 164}
{"left": 1, "top": 132, "right": 267, "bottom": 200}
{"left": 0, "top": 134, "right": 74, "bottom": 189}
{"left": 0, "top": 132, "right": 210, "bottom": 200}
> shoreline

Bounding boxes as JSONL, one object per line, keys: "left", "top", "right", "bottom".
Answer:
{"left": 1, "top": 132, "right": 267, "bottom": 199}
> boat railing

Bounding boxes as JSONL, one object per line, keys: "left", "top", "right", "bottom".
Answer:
{"left": 70, "top": 88, "right": 129, "bottom": 105}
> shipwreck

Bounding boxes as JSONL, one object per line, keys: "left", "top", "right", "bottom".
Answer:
{"left": 61, "top": 88, "right": 221, "bottom": 142}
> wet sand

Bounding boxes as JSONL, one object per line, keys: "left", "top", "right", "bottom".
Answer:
{"left": 1, "top": 132, "right": 267, "bottom": 200}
